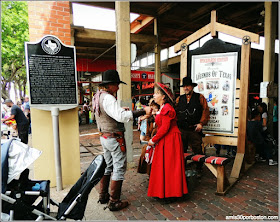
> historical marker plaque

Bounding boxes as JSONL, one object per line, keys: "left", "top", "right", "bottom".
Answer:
{"left": 25, "top": 35, "right": 78, "bottom": 110}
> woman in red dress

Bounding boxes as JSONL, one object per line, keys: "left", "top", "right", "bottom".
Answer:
{"left": 148, "top": 83, "right": 188, "bottom": 200}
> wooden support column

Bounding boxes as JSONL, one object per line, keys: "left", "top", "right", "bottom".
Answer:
{"left": 230, "top": 43, "right": 251, "bottom": 179}
{"left": 180, "top": 49, "right": 188, "bottom": 95}
{"left": 210, "top": 10, "right": 217, "bottom": 37}
{"left": 115, "top": 1, "right": 133, "bottom": 166}
{"left": 154, "top": 18, "right": 161, "bottom": 83}
{"left": 69, "top": 3, "right": 75, "bottom": 46}
{"left": 262, "top": 2, "right": 276, "bottom": 133}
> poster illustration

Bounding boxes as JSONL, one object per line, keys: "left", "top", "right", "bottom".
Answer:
{"left": 191, "top": 52, "right": 237, "bottom": 134}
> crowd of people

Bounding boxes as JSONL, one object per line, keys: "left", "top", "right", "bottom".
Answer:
{"left": 91, "top": 69, "right": 278, "bottom": 211}
{"left": 1, "top": 96, "right": 31, "bottom": 144}
{"left": 1, "top": 69, "right": 278, "bottom": 212}
{"left": 91, "top": 70, "right": 210, "bottom": 211}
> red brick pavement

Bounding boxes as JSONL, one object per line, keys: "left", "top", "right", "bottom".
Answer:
{"left": 79, "top": 124, "right": 279, "bottom": 220}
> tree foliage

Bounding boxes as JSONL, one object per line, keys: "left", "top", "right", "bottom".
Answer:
{"left": 1, "top": 1, "right": 29, "bottom": 99}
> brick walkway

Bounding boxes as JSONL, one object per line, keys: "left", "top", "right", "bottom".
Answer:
{"left": 79, "top": 124, "right": 279, "bottom": 220}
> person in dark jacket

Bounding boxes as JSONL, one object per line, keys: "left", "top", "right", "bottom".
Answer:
{"left": 175, "top": 77, "right": 210, "bottom": 175}
{"left": 2, "top": 99, "right": 29, "bottom": 144}
{"left": 247, "top": 109, "right": 277, "bottom": 166}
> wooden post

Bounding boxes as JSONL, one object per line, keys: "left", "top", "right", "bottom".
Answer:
{"left": 230, "top": 43, "right": 251, "bottom": 179}
{"left": 262, "top": 2, "right": 276, "bottom": 134}
{"left": 180, "top": 49, "right": 188, "bottom": 95}
{"left": 154, "top": 18, "right": 161, "bottom": 83}
{"left": 69, "top": 2, "right": 75, "bottom": 46}
{"left": 210, "top": 10, "right": 217, "bottom": 37}
{"left": 115, "top": 2, "right": 134, "bottom": 166}
{"left": 217, "top": 166, "right": 225, "bottom": 194}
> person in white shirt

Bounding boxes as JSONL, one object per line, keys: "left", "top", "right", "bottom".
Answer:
{"left": 92, "top": 70, "right": 151, "bottom": 211}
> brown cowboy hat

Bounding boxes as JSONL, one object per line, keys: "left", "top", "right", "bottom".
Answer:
{"left": 155, "top": 82, "right": 174, "bottom": 103}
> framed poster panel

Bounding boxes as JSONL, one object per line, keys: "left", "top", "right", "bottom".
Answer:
{"left": 191, "top": 52, "right": 238, "bottom": 134}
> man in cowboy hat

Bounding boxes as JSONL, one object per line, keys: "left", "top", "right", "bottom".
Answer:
{"left": 92, "top": 70, "right": 151, "bottom": 211}
{"left": 1, "top": 99, "right": 30, "bottom": 144}
{"left": 175, "top": 76, "right": 210, "bottom": 176}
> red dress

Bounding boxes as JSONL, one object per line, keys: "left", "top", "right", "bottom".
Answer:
{"left": 147, "top": 103, "right": 188, "bottom": 198}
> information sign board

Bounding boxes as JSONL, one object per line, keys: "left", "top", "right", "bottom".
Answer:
{"left": 25, "top": 35, "right": 78, "bottom": 110}
{"left": 191, "top": 52, "right": 238, "bottom": 134}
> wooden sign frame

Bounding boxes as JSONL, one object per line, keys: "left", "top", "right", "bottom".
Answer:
{"left": 174, "top": 10, "right": 260, "bottom": 193}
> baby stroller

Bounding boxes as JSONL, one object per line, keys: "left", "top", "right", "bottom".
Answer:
{"left": 1, "top": 138, "right": 106, "bottom": 220}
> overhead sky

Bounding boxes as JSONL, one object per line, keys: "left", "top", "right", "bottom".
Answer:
{"left": 72, "top": 3, "right": 139, "bottom": 31}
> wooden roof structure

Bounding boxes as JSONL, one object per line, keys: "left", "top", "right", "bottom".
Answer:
{"left": 71, "top": 1, "right": 278, "bottom": 61}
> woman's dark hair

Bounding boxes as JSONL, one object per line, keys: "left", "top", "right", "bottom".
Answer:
{"left": 258, "top": 102, "right": 267, "bottom": 113}
{"left": 156, "top": 86, "right": 174, "bottom": 107}
{"left": 150, "top": 100, "right": 160, "bottom": 110}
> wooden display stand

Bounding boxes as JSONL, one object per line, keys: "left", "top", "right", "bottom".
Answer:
{"left": 174, "top": 10, "right": 260, "bottom": 195}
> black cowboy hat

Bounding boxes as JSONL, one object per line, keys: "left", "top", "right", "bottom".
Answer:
{"left": 180, "top": 76, "right": 197, "bottom": 87}
{"left": 99, "top": 70, "right": 127, "bottom": 85}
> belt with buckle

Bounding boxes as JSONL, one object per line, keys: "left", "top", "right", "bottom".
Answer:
{"left": 99, "top": 132, "right": 124, "bottom": 139}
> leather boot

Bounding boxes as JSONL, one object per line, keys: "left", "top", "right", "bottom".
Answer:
{"left": 107, "top": 180, "right": 129, "bottom": 211}
{"left": 98, "top": 175, "right": 111, "bottom": 204}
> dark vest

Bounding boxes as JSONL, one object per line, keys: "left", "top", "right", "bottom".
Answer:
{"left": 95, "top": 92, "right": 125, "bottom": 133}
{"left": 176, "top": 92, "right": 203, "bottom": 129}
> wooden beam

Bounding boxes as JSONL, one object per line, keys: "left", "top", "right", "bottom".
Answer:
{"left": 174, "top": 24, "right": 211, "bottom": 52}
{"left": 206, "top": 128, "right": 239, "bottom": 137}
{"left": 237, "top": 43, "right": 251, "bottom": 154}
{"left": 75, "top": 46, "right": 115, "bottom": 52}
{"left": 154, "top": 18, "right": 161, "bottom": 83}
{"left": 230, "top": 153, "right": 244, "bottom": 179}
{"left": 167, "top": 55, "right": 180, "bottom": 65}
{"left": 262, "top": 1, "right": 276, "bottom": 106}
{"left": 216, "top": 22, "right": 259, "bottom": 44}
{"left": 202, "top": 136, "right": 238, "bottom": 146}
{"left": 217, "top": 166, "right": 226, "bottom": 194}
{"left": 174, "top": 10, "right": 260, "bottom": 53}
{"left": 177, "top": 3, "right": 231, "bottom": 31}
{"left": 205, "top": 163, "right": 217, "bottom": 177}
{"left": 157, "top": 2, "right": 177, "bottom": 15}
{"left": 210, "top": 10, "right": 217, "bottom": 37}
{"left": 74, "top": 28, "right": 157, "bottom": 44}
{"left": 131, "top": 16, "right": 154, "bottom": 34}
{"left": 224, "top": 3, "right": 264, "bottom": 22}
{"left": 230, "top": 44, "right": 251, "bottom": 179}
{"left": 69, "top": 3, "right": 74, "bottom": 46}
{"left": 115, "top": 2, "right": 133, "bottom": 166}
{"left": 180, "top": 49, "right": 188, "bottom": 95}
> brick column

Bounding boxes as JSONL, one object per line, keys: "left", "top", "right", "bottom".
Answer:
{"left": 28, "top": 1, "right": 71, "bottom": 44}
{"left": 27, "top": 1, "right": 80, "bottom": 187}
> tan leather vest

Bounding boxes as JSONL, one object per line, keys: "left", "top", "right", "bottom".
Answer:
{"left": 95, "top": 92, "right": 125, "bottom": 133}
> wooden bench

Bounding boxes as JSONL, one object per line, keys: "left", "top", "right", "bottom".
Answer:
{"left": 184, "top": 153, "right": 231, "bottom": 195}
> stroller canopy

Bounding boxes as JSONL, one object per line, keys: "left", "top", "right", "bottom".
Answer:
{"left": 1, "top": 138, "right": 42, "bottom": 193}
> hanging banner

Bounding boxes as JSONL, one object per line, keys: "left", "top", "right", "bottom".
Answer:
{"left": 191, "top": 52, "right": 237, "bottom": 134}
{"left": 131, "top": 70, "right": 155, "bottom": 82}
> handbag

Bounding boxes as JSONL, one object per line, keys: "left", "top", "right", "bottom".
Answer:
{"left": 145, "top": 145, "right": 155, "bottom": 164}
